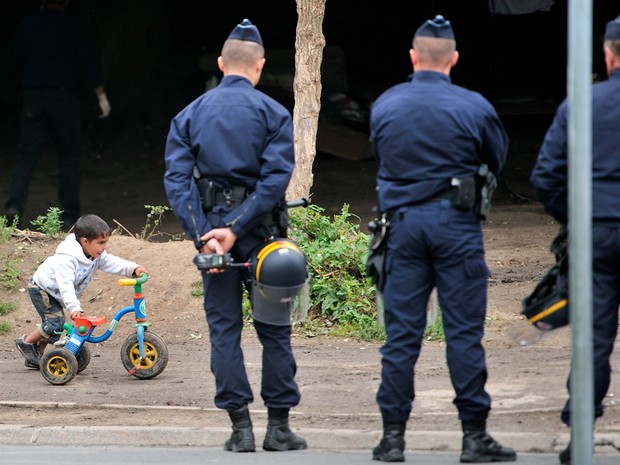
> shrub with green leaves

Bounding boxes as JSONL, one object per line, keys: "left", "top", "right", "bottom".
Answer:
{"left": 288, "top": 203, "right": 384, "bottom": 340}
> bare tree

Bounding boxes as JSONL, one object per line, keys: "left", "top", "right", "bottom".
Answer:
{"left": 287, "top": 0, "right": 326, "bottom": 200}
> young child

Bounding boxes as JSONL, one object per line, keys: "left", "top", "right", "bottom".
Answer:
{"left": 15, "top": 214, "right": 147, "bottom": 369}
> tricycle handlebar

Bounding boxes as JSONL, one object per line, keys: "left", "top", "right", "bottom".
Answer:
{"left": 118, "top": 272, "right": 149, "bottom": 287}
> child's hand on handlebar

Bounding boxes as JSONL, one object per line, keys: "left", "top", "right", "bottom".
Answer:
{"left": 133, "top": 266, "right": 148, "bottom": 278}
{"left": 70, "top": 310, "right": 84, "bottom": 320}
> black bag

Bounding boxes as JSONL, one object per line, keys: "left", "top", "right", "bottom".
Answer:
{"left": 521, "top": 226, "right": 568, "bottom": 331}
{"left": 366, "top": 213, "right": 389, "bottom": 292}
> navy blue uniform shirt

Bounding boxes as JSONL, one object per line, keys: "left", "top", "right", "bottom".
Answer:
{"left": 15, "top": 8, "right": 102, "bottom": 90}
{"left": 370, "top": 71, "right": 508, "bottom": 213}
{"left": 531, "top": 69, "right": 620, "bottom": 224}
{"left": 164, "top": 75, "right": 294, "bottom": 246}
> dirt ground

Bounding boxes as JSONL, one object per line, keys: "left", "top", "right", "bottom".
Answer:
{"left": 0, "top": 121, "right": 619, "bottom": 443}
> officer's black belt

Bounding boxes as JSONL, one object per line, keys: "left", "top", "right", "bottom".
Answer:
{"left": 214, "top": 186, "right": 248, "bottom": 207}
{"left": 428, "top": 188, "right": 456, "bottom": 202}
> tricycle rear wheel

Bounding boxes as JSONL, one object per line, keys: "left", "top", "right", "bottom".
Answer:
{"left": 120, "top": 331, "right": 169, "bottom": 379}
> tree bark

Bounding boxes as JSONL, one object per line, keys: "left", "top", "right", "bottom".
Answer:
{"left": 287, "top": 0, "right": 326, "bottom": 201}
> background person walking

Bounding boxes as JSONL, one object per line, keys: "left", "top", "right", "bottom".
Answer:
{"left": 3, "top": 0, "right": 110, "bottom": 230}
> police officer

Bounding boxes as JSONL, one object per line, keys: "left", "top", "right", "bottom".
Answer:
{"left": 163, "top": 19, "right": 306, "bottom": 453}
{"left": 530, "top": 14, "right": 620, "bottom": 465}
{"left": 4, "top": 0, "right": 110, "bottom": 230}
{"left": 369, "top": 15, "right": 516, "bottom": 463}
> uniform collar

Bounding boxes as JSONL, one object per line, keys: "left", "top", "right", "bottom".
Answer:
{"left": 409, "top": 70, "right": 452, "bottom": 84}
{"left": 220, "top": 75, "right": 254, "bottom": 87}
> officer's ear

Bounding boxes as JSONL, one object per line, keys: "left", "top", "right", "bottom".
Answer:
{"left": 409, "top": 49, "right": 418, "bottom": 68}
{"left": 450, "top": 50, "right": 459, "bottom": 68}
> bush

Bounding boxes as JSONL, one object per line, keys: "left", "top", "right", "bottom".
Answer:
{"left": 288, "top": 203, "right": 385, "bottom": 341}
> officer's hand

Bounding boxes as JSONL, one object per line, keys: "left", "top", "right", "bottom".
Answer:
{"left": 200, "top": 228, "right": 237, "bottom": 254}
{"left": 98, "top": 93, "right": 111, "bottom": 119}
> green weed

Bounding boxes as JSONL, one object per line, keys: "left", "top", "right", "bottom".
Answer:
{"left": 0, "top": 215, "right": 19, "bottom": 242}
{"left": 31, "top": 207, "right": 64, "bottom": 236}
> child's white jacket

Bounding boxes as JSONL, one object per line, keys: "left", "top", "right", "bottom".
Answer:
{"left": 32, "top": 234, "right": 139, "bottom": 314}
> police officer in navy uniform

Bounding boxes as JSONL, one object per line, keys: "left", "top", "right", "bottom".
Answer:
{"left": 369, "top": 15, "right": 516, "bottom": 463}
{"left": 530, "top": 15, "right": 620, "bottom": 465}
{"left": 163, "top": 19, "right": 306, "bottom": 453}
{"left": 4, "top": 0, "right": 110, "bottom": 230}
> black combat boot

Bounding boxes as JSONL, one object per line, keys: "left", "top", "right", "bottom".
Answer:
{"left": 372, "top": 423, "right": 405, "bottom": 462}
{"left": 224, "top": 405, "right": 255, "bottom": 452}
{"left": 460, "top": 420, "right": 517, "bottom": 463}
{"left": 262, "top": 407, "right": 307, "bottom": 451}
{"left": 559, "top": 440, "right": 570, "bottom": 464}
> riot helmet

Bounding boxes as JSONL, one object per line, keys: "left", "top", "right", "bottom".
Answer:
{"left": 249, "top": 238, "right": 310, "bottom": 325}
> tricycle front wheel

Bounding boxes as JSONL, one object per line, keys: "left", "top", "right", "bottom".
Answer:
{"left": 120, "top": 331, "right": 169, "bottom": 379}
{"left": 40, "top": 347, "right": 78, "bottom": 385}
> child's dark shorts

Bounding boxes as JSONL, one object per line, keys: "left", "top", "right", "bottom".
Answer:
{"left": 28, "top": 279, "right": 65, "bottom": 343}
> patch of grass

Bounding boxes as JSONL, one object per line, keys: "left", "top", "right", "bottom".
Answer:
{"left": 0, "top": 321, "right": 12, "bottom": 335}
{"left": 0, "top": 301, "right": 17, "bottom": 316}
{"left": 1, "top": 257, "right": 23, "bottom": 290}
{"left": 190, "top": 280, "right": 203, "bottom": 297}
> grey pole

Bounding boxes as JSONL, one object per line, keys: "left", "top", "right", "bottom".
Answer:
{"left": 567, "top": 1, "right": 593, "bottom": 464}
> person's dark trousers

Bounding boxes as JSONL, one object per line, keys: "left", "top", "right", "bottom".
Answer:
{"left": 560, "top": 224, "right": 620, "bottom": 428}
{"left": 201, "top": 266, "right": 301, "bottom": 411}
{"left": 7, "top": 88, "right": 81, "bottom": 224}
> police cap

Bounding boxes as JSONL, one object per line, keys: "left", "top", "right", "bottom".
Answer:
{"left": 604, "top": 15, "right": 620, "bottom": 41}
{"left": 414, "top": 15, "right": 455, "bottom": 40}
{"left": 227, "top": 18, "right": 263, "bottom": 46}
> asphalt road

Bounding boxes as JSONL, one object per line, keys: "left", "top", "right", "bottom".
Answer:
{"left": 2, "top": 444, "right": 620, "bottom": 465}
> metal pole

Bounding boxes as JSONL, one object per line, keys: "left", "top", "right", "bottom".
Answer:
{"left": 567, "top": 1, "right": 593, "bottom": 464}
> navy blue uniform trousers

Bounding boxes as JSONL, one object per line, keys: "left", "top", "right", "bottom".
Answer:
{"left": 377, "top": 200, "right": 491, "bottom": 424}
{"left": 561, "top": 223, "right": 620, "bottom": 425}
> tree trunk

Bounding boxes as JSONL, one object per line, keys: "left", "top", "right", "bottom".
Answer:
{"left": 287, "top": 0, "right": 326, "bottom": 201}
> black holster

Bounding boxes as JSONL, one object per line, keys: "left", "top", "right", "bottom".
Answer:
{"left": 366, "top": 212, "right": 390, "bottom": 292}
{"left": 253, "top": 199, "right": 289, "bottom": 239}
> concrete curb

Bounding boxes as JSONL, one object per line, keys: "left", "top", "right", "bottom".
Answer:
{"left": 1, "top": 402, "right": 619, "bottom": 454}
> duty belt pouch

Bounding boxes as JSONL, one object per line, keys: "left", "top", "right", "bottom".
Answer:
{"left": 193, "top": 167, "right": 215, "bottom": 212}
{"left": 451, "top": 176, "right": 477, "bottom": 210}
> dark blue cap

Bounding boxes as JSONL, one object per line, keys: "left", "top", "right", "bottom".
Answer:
{"left": 414, "top": 15, "right": 455, "bottom": 40}
{"left": 604, "top": 15, "right": 620, "bottom": 41}
{"left": 227, "top": 19, "right": 263, "bottom": 46}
